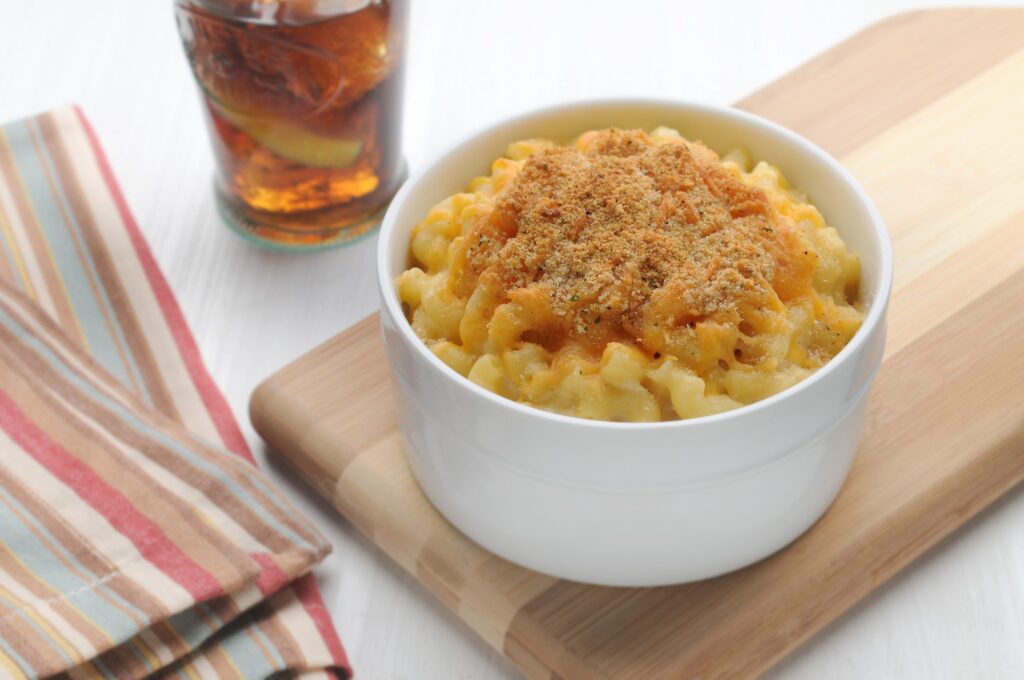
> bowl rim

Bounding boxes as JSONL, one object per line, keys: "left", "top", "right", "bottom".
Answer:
{"left": 377, "top": 97, "right": 893, "bottom": 431}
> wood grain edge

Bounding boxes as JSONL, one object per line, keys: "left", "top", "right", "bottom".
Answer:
{"left": 251, "top": 314, "right": 388, "bottom": 496}
{"left": 736, "top": 7, "right": 1024, "bottom": 158}
{"left": 251, "top": 379, "right": 340, "bottom": 501}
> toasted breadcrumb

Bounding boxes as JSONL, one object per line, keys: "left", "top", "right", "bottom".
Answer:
{"left": 454, "top": 128, "right": 796, "bottom": 353}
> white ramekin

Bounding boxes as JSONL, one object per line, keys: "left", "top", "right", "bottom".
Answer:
{"left": 377, "top": 99, "right": 892, "bottom": 587}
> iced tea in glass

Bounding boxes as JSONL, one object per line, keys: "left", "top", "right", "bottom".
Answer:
{"left": 174, "top": 0, "right": 408, "bottom": 249}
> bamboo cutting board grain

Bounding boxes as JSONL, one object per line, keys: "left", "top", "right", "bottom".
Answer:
{"left": 250, "top": 9, "right": 1024, "bottom": 678}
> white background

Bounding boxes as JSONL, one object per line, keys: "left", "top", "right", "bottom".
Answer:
{"left": 2, "top": 1, "right": 1022, "bottom": 678}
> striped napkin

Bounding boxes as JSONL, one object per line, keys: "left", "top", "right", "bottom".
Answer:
{"left": 0, "top": 107, "right": 350, "bottom": 678}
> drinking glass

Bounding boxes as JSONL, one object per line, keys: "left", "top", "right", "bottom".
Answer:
{"left": 174, "top": 0, "right": 409, "bottom": 249}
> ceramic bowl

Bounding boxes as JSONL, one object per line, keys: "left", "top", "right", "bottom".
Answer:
{"left": 377, "top": 99, "right": 892, "bottom": 586}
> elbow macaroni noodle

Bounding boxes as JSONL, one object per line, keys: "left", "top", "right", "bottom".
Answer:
{"left": 397, "top": 128, "right": 863, "bottom": 422}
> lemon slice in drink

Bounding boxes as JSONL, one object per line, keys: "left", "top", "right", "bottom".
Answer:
{"left": 213, "top": 103, "right": 363, "bottom": 168}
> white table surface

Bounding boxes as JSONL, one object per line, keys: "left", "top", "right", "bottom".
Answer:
{"left": 3, "top": 1, "right": 1022, "bottom": 677}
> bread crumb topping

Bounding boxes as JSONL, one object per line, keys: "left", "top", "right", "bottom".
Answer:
{"left": 454, "top": 129, "right": 790, "bottom": 352}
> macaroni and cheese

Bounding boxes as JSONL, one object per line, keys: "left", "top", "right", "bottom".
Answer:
{"left": 397, "top": 127, "right": 863, "bottom": 422}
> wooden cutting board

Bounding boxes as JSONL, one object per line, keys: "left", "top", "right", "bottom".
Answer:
{"left": 251, "top": 9, "right": 1024, "bottom": 678}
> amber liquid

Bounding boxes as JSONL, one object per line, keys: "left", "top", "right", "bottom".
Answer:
{"left": 175, "top": 0, "right": 408, "bottom": 248}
